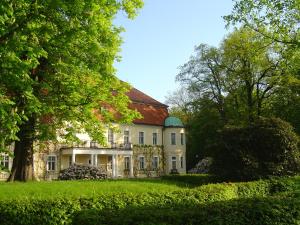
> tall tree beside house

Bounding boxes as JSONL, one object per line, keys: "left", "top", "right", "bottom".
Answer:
{"left": 0, "top": 0, "right": 143, "bottom": 181}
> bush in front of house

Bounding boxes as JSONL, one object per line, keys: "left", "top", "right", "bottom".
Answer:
{"left": 58, "top": 164, "right": 107, "bottom": 180}
{"left": 0, "top": 177, "right": 296, "bottom": 225}
{"left": 210, "top": 117, "right": 300, "bottom": 181}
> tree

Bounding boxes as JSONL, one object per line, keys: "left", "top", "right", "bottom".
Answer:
{"left": 0, "top": 0, "right": 143, "bottom": 181}
{"left": 224, "top": 0, "right": 300, "bottom": 48}
{"left": 222, "top": 28, "right": 285, "bottom": 123}
{"left": 176, "top": 44, "right": 229, "bottom": 123}
{"left": 210, "top": 117, "right": 300, "bottom": 181}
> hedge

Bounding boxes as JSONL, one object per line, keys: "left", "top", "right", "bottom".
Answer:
{"left": 0, "top": 178, "right": 296, "bottom": 225}
{"left": 72, "top": 196, "right": 300, "bottom": 225}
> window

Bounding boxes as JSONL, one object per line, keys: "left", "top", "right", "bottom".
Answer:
{"left": 0, "top": 155, "right": 9, "bottom": 169}
{"left": 90, "top": 141, "right": 98, "bottom": 148}
{"left": 152, "top": 156, "right": 159, "bottom": 169}
{"left": 47, "top": 155, "right": 56, "bottom": 171}
{"left": 171, "top": 156, "right": 177, "bottom": 169}
{"left": 152, "top": 133, "right": 157, "bottom": 145}
{"left": 124, "top": 156, "right": 130, "bottom": 170}
{"left": 108, "top": 129, "right": 114, "bottom": 143}
{"left": 139, "top": 132, "right": 144, "bottom": 145}
{"left": 124, "top": 130, "right": 129, "bottom": 144}
{"left": 181, "top": 133, "right": 184, "bottom": 145}
{"left": 139, "top": 156, "right": 145, "bottom": 170}
{"left": 180, "top": 156, "right": 184, "bottom": 168}
{"left": 171, "top": 133, "right": 176, "bottom": 145}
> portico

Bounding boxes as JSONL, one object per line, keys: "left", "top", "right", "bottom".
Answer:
{"left": 60, "top": 147, "right": 134, "bottom": 178}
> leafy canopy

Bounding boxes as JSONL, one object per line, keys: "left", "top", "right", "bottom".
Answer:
{"left": 0, "top": 0, "right": 143, "bottom": 151}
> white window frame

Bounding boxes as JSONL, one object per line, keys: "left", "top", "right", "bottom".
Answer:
{"left": 139, "top": 132, "right": 144, "bottom": 145}
{"left": 180, "top": 133, "right": 184, "bottom": 145}
{"left": 124, "top": 156, "right": 130, "bottom": 170}
{"left": 124, "top": 130, "right": 130, "bottom": 144}
{"left": 171, "top": 156, "right": 177, "bottom": 169}
{"left": 152, "top": 156, "right": 159, "bottom": 170}
{"left": 47, "top": 155, "right": 57, "bottom": 171}
{"left": 152, "top": 133, "right": 157, "bottom": 145}
{"left": 171, "top": 133, "right": 176, "bottom": 145}
{"left": 139, "top": 156, "right": 145, "bottom": 170}
{"left": 0, "top": 154, "right": 9, "bottom": 169}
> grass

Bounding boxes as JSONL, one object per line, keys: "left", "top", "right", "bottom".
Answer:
{"left": 0, "top": 178, "right": 188, "bottom": 200}
{"left": 0, "top": 175, "right": 299, "bottom": 200}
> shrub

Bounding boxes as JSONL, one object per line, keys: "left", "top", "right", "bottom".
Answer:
{"left": 210, "top": 117, "right": 300, "bottom": 181}
{"left": 58, "top": 165, "right": 107, "bottom": 180}
{"left": 72, "top": 196, "right": 300, "bottom": 225}
{"left": 0, "top": 177, "right": 296, "bottom": 225}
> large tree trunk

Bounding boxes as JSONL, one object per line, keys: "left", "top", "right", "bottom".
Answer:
{"left": 7, "top": 116, "right": 35, "bottom": 182}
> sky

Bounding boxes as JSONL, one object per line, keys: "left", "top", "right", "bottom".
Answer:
{"left": 114, "top": 0, "right": 234, "bottom": 104}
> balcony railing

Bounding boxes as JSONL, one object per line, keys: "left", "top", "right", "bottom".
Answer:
{"left": 62, "top": 142, "right": 133, "bottom": 150}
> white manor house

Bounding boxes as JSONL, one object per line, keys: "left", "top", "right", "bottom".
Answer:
{"left": 0, "top": 88, "right": 186, "bottom": 180}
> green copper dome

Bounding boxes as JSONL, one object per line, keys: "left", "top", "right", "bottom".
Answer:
{"left": 164, "top": 116, "right": 184, "bottom": 127}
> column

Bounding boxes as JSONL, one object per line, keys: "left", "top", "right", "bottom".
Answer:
{"left": 90, "top": 154, "right": 93, "bottom": 166}
{"left": 112, "top": 154, "right": 116, "bottom": 178}
{"left": 94, "top": 154, "right": 98, "bottom": 167}
{"left": 115, "top": 154, "right": 118, "bottom": 178}
{"left": 72, "top": 153, "right": 76, "bottom": 165}
{"left": 129, "top": 155, "right": 134, "bottom": 177}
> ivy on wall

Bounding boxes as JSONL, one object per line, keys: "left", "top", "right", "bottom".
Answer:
{"left": 132, "top": 145, "right": 165, "bottom": 177}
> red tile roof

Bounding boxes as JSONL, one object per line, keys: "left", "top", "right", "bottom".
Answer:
{"left": 127, "top": 88, "right": 169, "bottom": 126}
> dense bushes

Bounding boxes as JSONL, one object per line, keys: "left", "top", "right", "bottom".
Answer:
{"left": 0, "top": 177, "right": 297, "bottom": 225}
{"left": 72, "top": 196, "right": 300, "bottom": 225}
{"left": 211, "top": 117, "right": 300, "bottom": 181}
{"left": 58, "top": 165, "right": 107, "bottom": 180}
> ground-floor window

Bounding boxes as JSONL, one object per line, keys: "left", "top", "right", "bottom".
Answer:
{"left": 124, "top": 156, "right": 130, "bottom": 170}
{"left": 0, "top": 155, "right": 9, "bottom": 169}
{"left": 171, "top": 156, "right": 177, "bottom": 169}
{"left": 47, "top": 155, "right": 56, "bottom": 171}
{"left": 139, "top": 156, "right": 145, "bottom": 170}
{"left": 152, "top": 156, "right": 159, "bottom": 169}
{"left": 180, "top": 156, "right": 184, "bottom": 168}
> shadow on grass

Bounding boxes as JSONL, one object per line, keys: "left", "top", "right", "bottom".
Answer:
{"left": 87, "top": 174, "right": 220, "bottom": 188}
{"left": 72, "top": 194, "right": 300, "bottom": 225}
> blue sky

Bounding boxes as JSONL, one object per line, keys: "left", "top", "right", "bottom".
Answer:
{"left": 114, "top": 0, "right": 234, "bottom": 103}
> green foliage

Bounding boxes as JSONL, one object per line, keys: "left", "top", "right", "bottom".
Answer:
{"left": 0, "top": 176, "right": 298, "bottom": 224}
{"left": 211, "top": 117, "right": 300, "bottom": 180}
{"left": 224, "top": 0, "right": 300, "bottom": 47}
{"left": 0, "top": 0, "right": 143, "bottom": 152}
{"left": 73, "top": 196, "right": 300, "bottom": 225}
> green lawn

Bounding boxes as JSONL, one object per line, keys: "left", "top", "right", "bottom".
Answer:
{"left": 0, "top": 175, "right": 299, "bottom": 200}
{"left": 0, "top": 178, "right": 188, "bottom": 199}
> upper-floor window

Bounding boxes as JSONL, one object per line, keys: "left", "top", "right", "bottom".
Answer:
{"left": 0, "top": 155, "right": 9, "bottom": 169}
{"left": 108, "top": 129, "right": 114, "bottom": 144}
{"left": 171, "top": 133, "right": 176, "bottom": 145}
{"left": 139, "top": 156, "right": 145, "bottom": 170}
{"left": 180, "top": 133, "right": 184, "bottom": 145}
{"left": 152, "top": 133, "right": 157, "bottom": 145}
{"left": 47, "top": 155, "right": 56, "bottom": 171}
{"left": 124, "top": 130, "right": 129, "bottom": 144}
{"left": 139, "top": 132, "right": 144, "bottom": 145}
{"left": 152, "top": 156, "right": 159, "bottom": 169}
